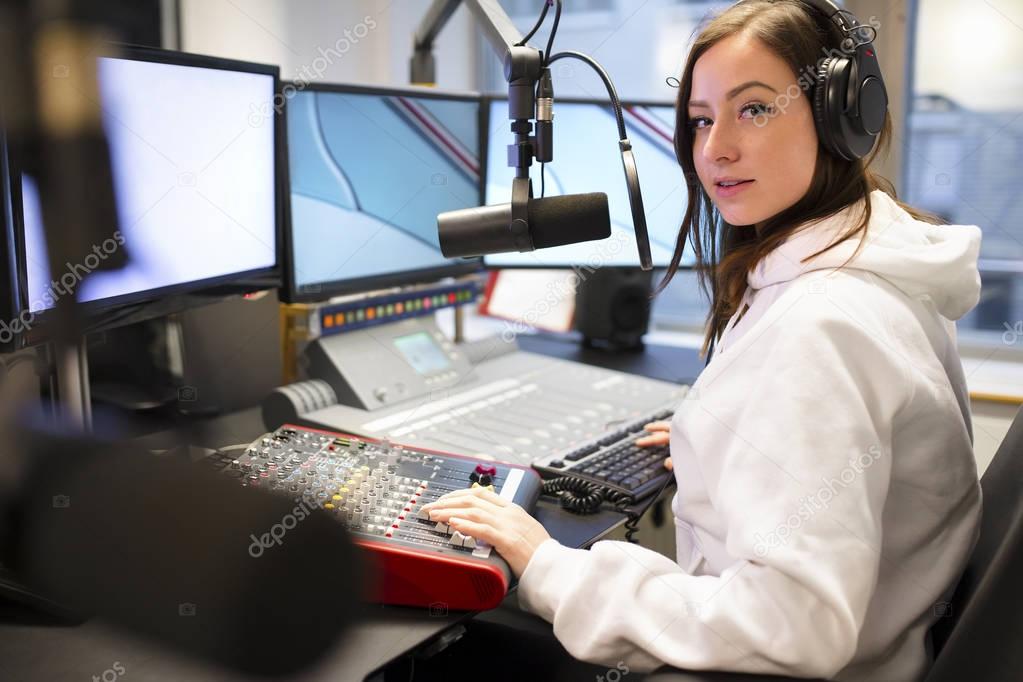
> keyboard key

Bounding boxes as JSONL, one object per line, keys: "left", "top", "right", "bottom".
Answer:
{"left": 635, "top": 469, "right": 656, "bottom": 483}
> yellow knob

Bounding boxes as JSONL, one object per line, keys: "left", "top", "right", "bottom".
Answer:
{"left": 323, "top": 503, "right": 335, "bottom": 510}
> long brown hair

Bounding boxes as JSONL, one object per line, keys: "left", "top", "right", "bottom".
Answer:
{"left": 657, "top": 0, "right": 939, "bottom": 359}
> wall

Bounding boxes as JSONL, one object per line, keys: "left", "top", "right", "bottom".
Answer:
{"left": 180, "top": 0, "right": 479, "bottom": 90}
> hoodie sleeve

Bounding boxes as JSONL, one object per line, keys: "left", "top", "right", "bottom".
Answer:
{"left": 517, "top": 298, "right": 912, "bottom": 678}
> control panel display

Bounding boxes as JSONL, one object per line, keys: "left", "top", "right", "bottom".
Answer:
{"left": 393, "top": 331, "right": 451, "bottom": 375}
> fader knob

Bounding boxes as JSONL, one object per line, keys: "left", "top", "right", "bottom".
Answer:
{"left": 470, "top": 463, "right": 498, "bottom": 486}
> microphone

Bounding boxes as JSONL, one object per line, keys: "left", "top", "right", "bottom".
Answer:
{"left": 438, "top": 192, "right": 611, "bottom": 259}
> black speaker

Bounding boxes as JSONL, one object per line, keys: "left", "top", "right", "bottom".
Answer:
{"left": 574, "top": 268, "right": 654, "bottom": 352}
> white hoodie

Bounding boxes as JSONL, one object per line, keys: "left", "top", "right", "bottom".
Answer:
{"left": 517, "top": 190, "right": 984, "bottom": 681}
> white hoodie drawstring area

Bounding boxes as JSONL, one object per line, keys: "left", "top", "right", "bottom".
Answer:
{"left": 516, "top": 190, "right": 982, "bottom": 682}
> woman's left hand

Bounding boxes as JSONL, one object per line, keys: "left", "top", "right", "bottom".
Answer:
{"left": 419, "top": 486, "right": 552, "bottom": 578}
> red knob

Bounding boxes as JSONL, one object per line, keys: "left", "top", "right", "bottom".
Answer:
{"left": 474, "top": 463, "right": 497, "bottom": 476}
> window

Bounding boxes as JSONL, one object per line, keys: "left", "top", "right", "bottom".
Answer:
{"left": 904, "top": 0, "right": 1023, "bottom": 347}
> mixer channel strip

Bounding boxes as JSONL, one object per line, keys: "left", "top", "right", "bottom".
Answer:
{"left": 208, "top": 424, "right": 542, "bottom": 610}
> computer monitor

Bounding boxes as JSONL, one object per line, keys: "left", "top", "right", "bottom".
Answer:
{"left": 5, "top": 46, "right": 283, "bottom": 348}
{"left": 1, "top": 131, "right": 19, "bottom": 353}
{"left": 484, "top": 97, "right": 694, "bottom": 269}
{"left": 283, "top": 83, "right": 484, "bottom": 302}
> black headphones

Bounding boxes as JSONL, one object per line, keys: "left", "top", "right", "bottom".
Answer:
{"left": 673, "top": 0, "right": 890, "bottom": 162}
{"left": 797, "top": 0, "right": 889, "bottom": 161}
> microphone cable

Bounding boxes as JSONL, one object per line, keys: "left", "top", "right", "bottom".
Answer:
{"left": 517, "top": 2, "right": 564, "bottom": 198}
{"left": 515, "top": 0, "right": 563, "bottom": 66}
{"left": 547, "top": 51, "right": 625, "bottom": 138}
{"left": 517, "top": 0, "right": 552, "bottom": 46}
{"left": 543, "top": 0, "right": 563, "bottom": 67}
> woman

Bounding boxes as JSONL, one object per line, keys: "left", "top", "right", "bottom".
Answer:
{"left": 419, "top": 1, "right": 982, "bottom": 679}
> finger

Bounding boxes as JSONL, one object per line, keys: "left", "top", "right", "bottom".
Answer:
{"left": 420, "top": 495, "right": 496, "bottom": 516}
{"left": 635, "top": 434, "right": 669, "bottom": 447}
{"left": 446, "top": 517, "right": 499, "bottom": 546}
{"left": 663, "top": 457, "right": 673, "bottom": 471}
{"left": 428, "top": 506, "right": 495, "bottom": 525}
{"left": 433, "top": 485, "right": 510, "bottom": 507}
{"left": 421, "top": 489, "right": 505, "bottom": 514}
{"left": 644, "top": 421, "right": 671, "bottom": 432}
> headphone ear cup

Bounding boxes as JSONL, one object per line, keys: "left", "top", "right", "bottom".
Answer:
{"left": 814, "top": 56, "right": 854, "bottom": 161}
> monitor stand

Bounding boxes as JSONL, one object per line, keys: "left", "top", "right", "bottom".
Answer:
{"left": 53, "top": 338, "right": 92, "bottom": 431}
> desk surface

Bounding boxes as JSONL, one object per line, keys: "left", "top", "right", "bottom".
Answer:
{"left": 1, "top": 336, "right": 703, "bottom": 682}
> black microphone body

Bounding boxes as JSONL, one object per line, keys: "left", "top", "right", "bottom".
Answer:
{"left": 438, "top": 192, "right": 611, "bottom": 258}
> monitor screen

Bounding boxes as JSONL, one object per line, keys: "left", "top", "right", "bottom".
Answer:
{"left": 285, "top": 85, "right": 483, "bottom": 301}
{"left": 19, "top": 51, "right": 279, "bottom": 316}
{"left": 484, "top": 99, "right": 693, "bottom": 268}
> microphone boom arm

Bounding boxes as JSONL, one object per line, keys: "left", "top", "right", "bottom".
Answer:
{"left": 418, "top": 0, "right": 653, "bottom": 269}
{"left": 413, "top": 0, "right": 545, "bottom": 253}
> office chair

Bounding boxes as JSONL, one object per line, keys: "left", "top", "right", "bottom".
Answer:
{"left": 646, "top": 404, "right": 1023, "bottom": 682}
{"left": 925, "top": 403, "right": 1023, "bottom": 680}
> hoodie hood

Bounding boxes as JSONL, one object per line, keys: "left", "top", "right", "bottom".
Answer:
{"left": 748, "top": 189, "right": 982, "bottom": 320}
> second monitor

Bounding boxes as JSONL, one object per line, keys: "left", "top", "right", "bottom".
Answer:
{"left": 283, "top": 84, "right": 484, "bottom": 302}
{"left": 484, "top": 97, "right": 694, "bottom": 269}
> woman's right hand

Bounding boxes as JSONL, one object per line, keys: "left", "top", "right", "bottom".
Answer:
{"left": 635, "top": 420, "right": 673, "bottom": 471}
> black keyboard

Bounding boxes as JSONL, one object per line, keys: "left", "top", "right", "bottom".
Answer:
{"left": 533, "top": 407, "right": 675, "bottom": 503}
